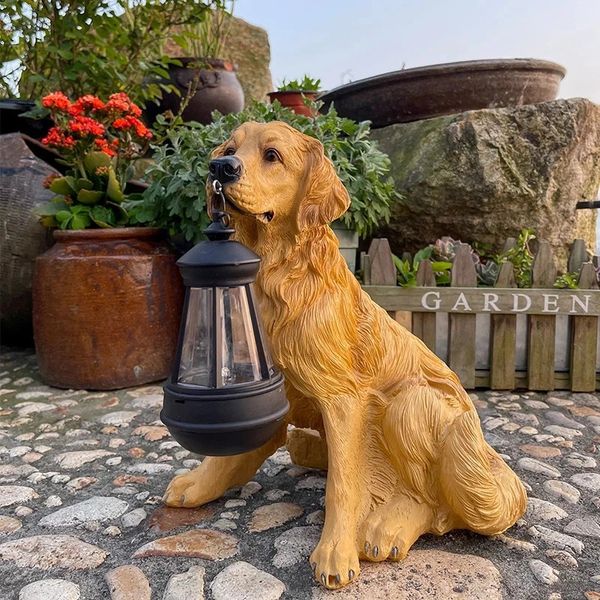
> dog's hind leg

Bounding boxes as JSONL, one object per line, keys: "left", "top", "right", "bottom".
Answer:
{"left": 163, "top": 423, "right": 286, "bottom": 508}
{"left": 439, "top": 408, "right": 527, "bottom": 535}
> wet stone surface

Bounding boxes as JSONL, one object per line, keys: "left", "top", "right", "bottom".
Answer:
{"left": 1, "top": 349, "right": 600, "bottom": 598}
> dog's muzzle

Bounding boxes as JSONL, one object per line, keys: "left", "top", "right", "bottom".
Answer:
{"left": 209, "top": 156, "right": 242, "bottom": 184}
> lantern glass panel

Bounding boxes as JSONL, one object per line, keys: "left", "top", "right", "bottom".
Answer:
{"left": 178, "top": 287, "right": 213, "bottom": 387}
{"left": 218, "top": 286, "right": 262, "bottom": 386}
{"left": 250, "top": 284, "right": 274, "bottom": 373}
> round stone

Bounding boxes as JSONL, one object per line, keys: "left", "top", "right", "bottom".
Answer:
{"left": 210, "top": 561, "right": 285, "bottom": 600}
{"left": 517, "top": 458, "right": 561, "bottom": 478}
{"left": 0, "top": 516, "right": 22, "bottom": 536}
{"left": 0, "top": 486, "right": 38, "bottom": 508}
{"left": 18, "top": 579, "right": 80, "bottom": 600}
{"left": 525, "top": 498, "right": 568, "bottom": 522}
{"left": 529, "top": 559, "right": 559, "bottom": 584}
{"left": 543, "top": 480, "right": 581, "bottom": 504}
{"left": 38, "top": 496, "right": 129, "bottom": 527}
{"left": 571, "top": 473, "right": 600, "bottom": 493}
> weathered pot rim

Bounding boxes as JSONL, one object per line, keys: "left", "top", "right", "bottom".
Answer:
{"left": 170, "top": 57, "right": 237, "bottom": 72}
{"left": 319, "top": 58, "right": 567, "bottom": 99}
{"left": 52, "top": 227, "right": 165, "bottom": 242}
{"left": 268, "top": 90, "right": 319, "bottom": 97}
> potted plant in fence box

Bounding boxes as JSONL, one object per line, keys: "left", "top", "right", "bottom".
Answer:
{"left": 268, "top": 76, "right": 321, "bottom": 117}
{"left": 145, "top": 0, "right": 244, "bottom": 125}
{"left": 127, "top": 99, "right": 398, "bottom": 272}
{"left": 32, "top": 91, "right": 184, "bottom": 390}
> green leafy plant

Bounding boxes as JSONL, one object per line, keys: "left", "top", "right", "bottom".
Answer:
{"left": 432, "top": 236, "right": 498, "bottom": 286}
{"left": 497, "top": 228, "right": 536, "bottom": 288}
{"left": 393, "top": 247, "right": 452, "bottom": 288}
{"left": 277, "top": 76, "right": 321, "bottom": 92}
{"left": 554, "top": 272, "right": 579, "bottom": 289}
{"left": 127, "top": 99, "right": 399, "bottom": 242}
{"left": 0, "top": 1, "right": 214, "bottom": 104}
{"left": 174, "top": 1, "right": 235, "bottom": 62}
{"left": 34, "top": 92, "right": 151, "bottom": 229}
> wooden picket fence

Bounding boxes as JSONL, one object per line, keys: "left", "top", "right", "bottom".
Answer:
{"left": 361, "top": 238, "right": 600, "bottom": 391}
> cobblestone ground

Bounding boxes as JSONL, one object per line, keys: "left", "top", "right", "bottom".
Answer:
{"left": 1, "top": 348, "right": 600, "bottom": 600}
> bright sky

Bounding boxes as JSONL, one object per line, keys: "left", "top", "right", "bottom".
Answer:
{"left": 235, "top": 0, "right": 600, "bottom": 102}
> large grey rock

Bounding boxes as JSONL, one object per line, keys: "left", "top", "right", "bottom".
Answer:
{"left": 372, "top": 99, "right": 600, "bottom": 260}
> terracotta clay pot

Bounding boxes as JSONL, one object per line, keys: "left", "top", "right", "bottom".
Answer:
{"left": 33, "top": 228, "right": 184, "bottom": 390}
{"left": 145, "top": 58, "right": 244, "bottom": 125}
{"left": 267, "top": 91, "right": 318, "bottom": 116}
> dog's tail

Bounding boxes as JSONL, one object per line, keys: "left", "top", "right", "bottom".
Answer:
{"left": 439, "top": 408, "right": 527, "bottom": 535}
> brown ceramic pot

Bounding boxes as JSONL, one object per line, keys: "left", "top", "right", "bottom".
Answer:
{"left": 144, "top": 58, "right": 244, "bottom": 125}
{"left": 267, "top": 91, "right": 318, "bottom": 116}
{"left": 33, "top": 228, "right": 184, "bottom": 390}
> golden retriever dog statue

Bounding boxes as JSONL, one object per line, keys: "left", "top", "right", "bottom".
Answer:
{"left": 164, "top": 121, "right": 527, "bottom": 589}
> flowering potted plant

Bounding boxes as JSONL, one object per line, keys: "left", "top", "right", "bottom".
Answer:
{"left": 34, "top": 91, "right": 152, "bottom": 229}
{"left": 32, "top": 91, "right": 183, "bottom": 391}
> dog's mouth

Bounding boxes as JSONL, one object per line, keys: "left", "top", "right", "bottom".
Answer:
{"left": 211, "top": 186, "right": 274, "bottom": 224}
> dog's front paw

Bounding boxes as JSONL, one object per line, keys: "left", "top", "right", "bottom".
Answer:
{"left": 310, "top": 535, "right": 360, "bottom": 589}
{"left": 163, "top": 471, "right": 213, "bottom": 508}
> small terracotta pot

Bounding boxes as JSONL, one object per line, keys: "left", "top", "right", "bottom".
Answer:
{"left": 33, "top": 228, "right": 184, "bottom": 390}
{"left": 267, "top": 91, "right": 318, "bottom": 116}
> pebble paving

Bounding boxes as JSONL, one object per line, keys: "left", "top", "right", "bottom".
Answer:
{"left": 1, "top": 348, "right": 600, "bottom": 599}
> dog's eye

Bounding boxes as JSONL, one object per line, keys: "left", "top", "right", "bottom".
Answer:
{"left": 264, "top": 148, "right": 281, "bottom": 163}
{"left": 224, "top": 147, "right": 236, "bottom": 156}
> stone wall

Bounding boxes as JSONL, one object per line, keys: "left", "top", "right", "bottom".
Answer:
{"left": 372, "top": 98, "right": 600, "bottom": 263}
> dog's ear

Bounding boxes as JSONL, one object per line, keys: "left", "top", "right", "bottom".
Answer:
{"left": 298, "top": 136, "right": 350, "bottom": 229}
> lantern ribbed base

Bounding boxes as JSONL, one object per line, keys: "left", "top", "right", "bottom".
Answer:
{"left": 161, "top": 374, "right": 289, "bottom": 456}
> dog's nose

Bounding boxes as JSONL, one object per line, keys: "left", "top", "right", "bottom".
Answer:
{"left": 209, "top": 156, "right": 242, "bottom": 184}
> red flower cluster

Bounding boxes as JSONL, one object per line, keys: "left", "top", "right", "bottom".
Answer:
{"left": 41, "top": 92, "right": 71, "bottom": 112}
{"left": 112, "top": 115, "right": 152, "bottom": 139}
{"left": 105, "top": 92, "right": 142, "bottom": 117}
{"left": 41, "top": 126, "right": 76, "bottom": 150}
{"left": 69, "top": 95, "right": 105, "bottom": 115}
{"left": 40, "top": 91, "right": 152, "bottom": 160}
{"left": 94, "top": 138, "right": 120, "bottom": 157}
{"left": 68, "top": 115, "right": 106, "bottom": 137}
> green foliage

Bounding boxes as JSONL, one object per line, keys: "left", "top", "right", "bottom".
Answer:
{"left": 127, "top": 100, "right": 399, "bottom": 242}
{"left": 554, "top": 272, "right": 579, "bottom": 289}
{"left": 35, "top": 163, "right": 129, "bottom": 230}
{"left": 395, "top": 229, "right": 579, "bottom": 289}
{"left": 0, "top": 1, "right": 215, "bottom": 104}
{"left": 431, "top": 236, "right": 498, "bottom": 287}
{"left": 174, "top": 1, "right": 234, "bottom": 60}
{"left": 497, "top": 228, "right": 536, "bottom": 288}
{"left": 278, "top": 76, "right": 322, "bottom": 92}
{"left": 393, "top": 247, "right": 452, "bottom": 288}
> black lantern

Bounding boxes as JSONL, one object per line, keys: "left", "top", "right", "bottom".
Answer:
{"left": 161, "top": 197, "right": 288, "bottom": 456}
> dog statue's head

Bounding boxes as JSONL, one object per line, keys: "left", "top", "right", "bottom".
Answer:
{"left": 207, "top": 121, "right": 350, "bottom": 247}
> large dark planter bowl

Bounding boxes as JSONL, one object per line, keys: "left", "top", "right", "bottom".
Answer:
{"left": 0, "top": 100, "right": 52, "bottom": 139}
{"left": 144, "top": 57, "right": 244, "bottom": 125}
{"left": 319, "top": 58, "right": 567, "bottom": 128}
